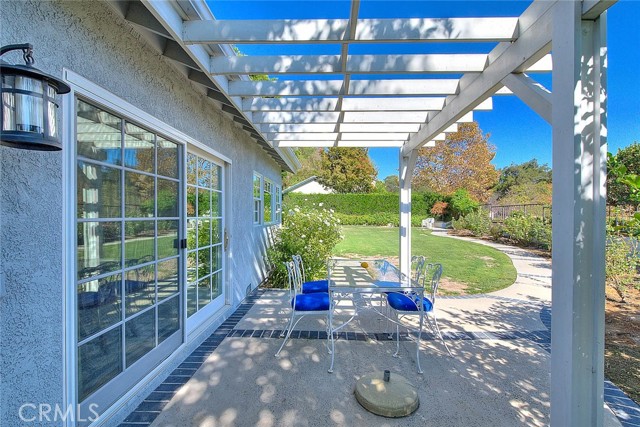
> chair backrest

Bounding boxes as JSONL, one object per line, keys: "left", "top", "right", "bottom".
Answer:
{"left": 423, "top": 263, "right": 443, "bottom": 304}
{"left": 292, "top": 254, "right": 307, "bottom": 283}
{"left": 284, "top": 260, "right": 303, "bottom": 295}
{"left": 411, "top": 255, "right": 427, "bottom": 283}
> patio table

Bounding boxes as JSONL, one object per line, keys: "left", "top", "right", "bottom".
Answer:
{"left": 327, "top": 258, "right": 425, "bottom": 373}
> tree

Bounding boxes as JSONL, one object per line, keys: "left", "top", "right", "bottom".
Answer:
{"left": 318, "top": 147, "right": 377, "bottom": 193}
{"left": 494, "top": 159, "right": 552, "bottom": 197}
{"left": 608, "top": 142, "right": 640, "bottom": 206}
{"left": 498, "top": 181, "right": 552, "bottom": 206}
{"left": 383, "top": 175, "right": 400, "bottom": 193}
{"left": 413, "top": 122, "right": 499, "bottom": 202}
{"left": 282, "top": 147, "right": 323, "bottom": 188}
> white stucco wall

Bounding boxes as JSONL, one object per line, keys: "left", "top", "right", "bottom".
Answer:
{"left": 0, "top": 1, "right": 282, "bottom": 425}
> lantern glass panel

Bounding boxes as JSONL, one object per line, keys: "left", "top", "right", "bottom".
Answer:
{"left": 2, "top": 92, "right": 15, "bottom": 131}
{"left": 15, "top": 93, "right": 43, "bottom": 133}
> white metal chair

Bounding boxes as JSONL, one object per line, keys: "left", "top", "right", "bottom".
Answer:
{"left": 386, "top": 263, "right": 452, "bottom": 373}
{"left": 292, "top": 254, "right": 330, "bottom": 294}
{"left": 275, "top": 260, "right": 331, "bottom": 357}
{"left": 381, "top": 256, "right": 427, "bottom": 336}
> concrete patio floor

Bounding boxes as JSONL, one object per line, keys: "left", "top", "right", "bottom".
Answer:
{"left": 120, "top": 234, "right": 639, "bottom": 427}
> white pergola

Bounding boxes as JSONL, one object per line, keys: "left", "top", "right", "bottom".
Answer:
{"left": 121, "top": 0, "right": 615, "bottom": 425}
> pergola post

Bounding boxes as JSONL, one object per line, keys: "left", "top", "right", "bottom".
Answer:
{"left": 399, "top": 149, "right": 418, "bottom": 279}
{"left": 550, "top": 2, "right": 607, "bottom": 426}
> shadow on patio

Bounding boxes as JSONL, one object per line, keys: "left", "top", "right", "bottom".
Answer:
{"left": 141, "top": 290, "right": 621, "bottom": 427}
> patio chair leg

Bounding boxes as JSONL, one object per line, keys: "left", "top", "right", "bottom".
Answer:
{"left": 275, "top": 309, "right": 298, "bottom": 356}
{"left": 385, "top": 296, "right": 393, "bottom": 340}
{"left": 275, "top": 322, "right": 294, "bottom": 357}
{"left": 430, "top": 312, "right": 453, "bottom": 357}
{"left": 416, "top": 312, "right": 424, "bottom": 374}
{"left": 393, "top": 323, "right": 400, "bottom": 358}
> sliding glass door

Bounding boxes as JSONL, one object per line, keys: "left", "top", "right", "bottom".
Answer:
{"left": 75, "top": 98, "right": 183, "bottom": 411}
{"left": 185, "top": 150, "right": 226, "bottom": 330}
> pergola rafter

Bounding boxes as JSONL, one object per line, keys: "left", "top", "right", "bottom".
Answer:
{"left": 183, "top": 17, "right": 520, "bottom": 44}
{"left": 209, "top": 53, "right": 552, "bottom": 75}
{"left": 228, "top": 79, "right": 514, "bottom": 97}
{"left": 136, "top": 1, "right": 616, "bottom": 425}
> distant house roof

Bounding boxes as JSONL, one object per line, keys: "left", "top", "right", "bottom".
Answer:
{"left": 283, "top": 176, "right": 333, "bottom": 194}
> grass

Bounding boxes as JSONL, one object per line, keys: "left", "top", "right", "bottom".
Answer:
{"left": 333, "top": 226, "right": 517, "bottom": 294}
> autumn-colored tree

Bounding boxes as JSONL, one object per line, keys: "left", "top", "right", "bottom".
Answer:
{"left": 318, "top": 147, "right": 377, "bottom": 193}
{"left": 413, "top": 122, "right": 499, "bottom": 202}
{"left": 282, "top": 147, "right": 324, "bottom": 188}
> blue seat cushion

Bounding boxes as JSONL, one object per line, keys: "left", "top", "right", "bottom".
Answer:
{"left": 291, "top": 292, "right": 330, "bottom": 311}
{"left": 387, "top": 292, "right": 433, "bottom": 312}
{"left": 302, "top": 280, "right": 329, "bottom": 294}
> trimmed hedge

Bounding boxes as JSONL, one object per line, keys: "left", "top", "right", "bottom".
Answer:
{"left": 284, "top": 193, "right": 437, "bottom": 226}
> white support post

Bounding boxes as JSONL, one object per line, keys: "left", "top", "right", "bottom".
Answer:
{"left": 399, "top": 150, "right": 418, "bottom": 279}
{"left": 551, "top": 3, "right": 607, "bottom": 427}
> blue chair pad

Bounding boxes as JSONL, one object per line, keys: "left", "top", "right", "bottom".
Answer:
{"left": 302, "top": 280, "right": 329, "bottom": 294}
{"left": 387, "top": 292, "right": 433, "bottom": 312}
{"left": 291, "top": 292, "right": 330, "bottom": 311}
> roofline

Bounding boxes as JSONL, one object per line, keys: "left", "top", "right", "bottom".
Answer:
{"left": 283, "top": 175, "right": 319, "bottom": 194}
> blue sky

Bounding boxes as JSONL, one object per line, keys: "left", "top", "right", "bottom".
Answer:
{"left": 208, "top": 0, "right": 640, "bottom": 179}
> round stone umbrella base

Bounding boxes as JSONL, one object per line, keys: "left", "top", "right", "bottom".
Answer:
{"left": 354, "top": 371, "right": 419, "bottom": 418}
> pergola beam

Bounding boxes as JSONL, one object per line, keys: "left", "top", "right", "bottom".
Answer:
{"left": 268, "top": 132, "right": 410, "bottom": 141}
{"left": 402, "top": 1, "right": 554, "bottom": 155}
{"left": 210, "top": 53, "right": 552, "bottom": 75}
{"left": 183, "top": 17, "right": 519, "bottom": 44}
{"left": 229, "top": 79, "right": 514, "bottom": 97}
{"left": 501, "top": 73, "right": 552, "bottom": 123}
{"left": 242, "top": 97, "right": 452, "bottom": 112}
{"left": 274, "top": 140, "right": 407, "bottom": 148}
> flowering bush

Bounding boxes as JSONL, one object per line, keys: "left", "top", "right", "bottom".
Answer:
{"left": 267, "top": 205, "right": 343, "bottom": 288}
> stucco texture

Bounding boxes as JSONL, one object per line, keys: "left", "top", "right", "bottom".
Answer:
{"left": 1, "top": 1, "right": 282, "bottom": 425}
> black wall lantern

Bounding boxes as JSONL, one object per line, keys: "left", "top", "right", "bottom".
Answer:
{"left": 0, "top": 43, "right": 70, "bottom": 150}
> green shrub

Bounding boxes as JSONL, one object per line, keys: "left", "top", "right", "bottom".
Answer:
{"left": 606, "top": 234, "right": 639, "bottom": 302}
{"left": 267, "top": 206, "right": 343, "bottom": 288}
{"left": 490, "top": 223, "right": 504, "bottom": 240}
{"left": 284, "top": 193, "right": 446, "bottom": 226}
{"left": 449, "top": 189, "right": 479, "bottom": 219}
{"left": 502, "top": 212, "right": 552, "bottom": 250}
{"left": 452, "top": 209, "right": 492, "bottom": 236}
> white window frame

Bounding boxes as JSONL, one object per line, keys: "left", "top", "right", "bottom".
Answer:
{"left": 263, "top": 178, "right": 274, "bottom": 225}
{"left": 253, "top": 172, "right": 263, "bottom": 225}
{"left": 275, "top": 185, "right": 282, "bottom": 223}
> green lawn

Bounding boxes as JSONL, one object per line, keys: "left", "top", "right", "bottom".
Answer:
{"left": 333, "top": 226, "right": 517, "bottom": 294}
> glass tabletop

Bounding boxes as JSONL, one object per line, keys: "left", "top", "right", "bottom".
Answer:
{"left": 327, "top": 258, "right": 422, "bottom": 292}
